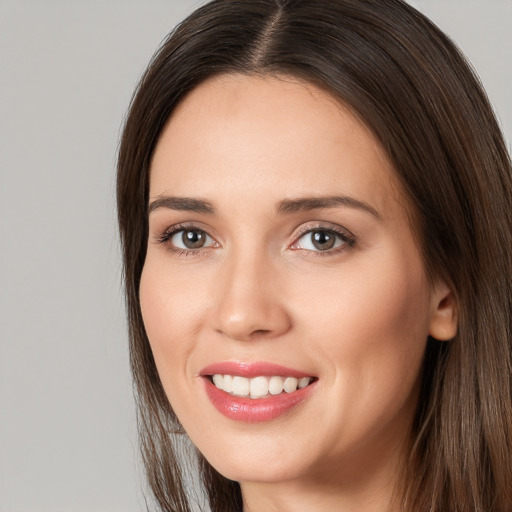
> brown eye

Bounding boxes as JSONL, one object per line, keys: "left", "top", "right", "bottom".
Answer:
{"left": 182, "top": 229, "right": 207, "bottom": 248}
{"left": 167, "top": 228, "right": 216, "bottom": 250}
{"left": 291, "top": 227, "right": 354, "bottom": 253}
{"left": 311, "top": 230, "right": 335, "bottom": 250}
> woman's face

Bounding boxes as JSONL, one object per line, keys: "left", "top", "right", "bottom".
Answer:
{"left": 140, "top": 75, "right": 455, "bottom": 489}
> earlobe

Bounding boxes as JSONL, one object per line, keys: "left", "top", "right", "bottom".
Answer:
{"left": 428, "top": 281, "right": 458, "bottom": 341}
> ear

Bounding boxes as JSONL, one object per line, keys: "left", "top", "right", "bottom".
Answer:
{"left": 428, "top": 280, "right": 458, "bottom": 341}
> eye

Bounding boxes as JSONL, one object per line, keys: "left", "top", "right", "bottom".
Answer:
{"left": 168, "top": 228, "right": 216, "bottom": 250}
{"left": 291, "top": 228, "right": 354, "bottom": 252}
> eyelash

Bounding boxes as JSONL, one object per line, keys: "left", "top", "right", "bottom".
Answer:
{"left": 155, "top": 222, "right": 357, "bottom": 257}
{"left": 155, "top": 222, "right": 215, "bottom": 257}
{"left": 291, "top": 224, "right": 356, "bottom": 257}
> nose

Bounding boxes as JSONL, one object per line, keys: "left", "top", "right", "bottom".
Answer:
{"left": 210, "top": 251, "right": 292, "bottom": 342}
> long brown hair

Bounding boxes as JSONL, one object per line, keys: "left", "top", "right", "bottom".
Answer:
{"left": 117, "top": 1, "right": 512, "bottom": 510}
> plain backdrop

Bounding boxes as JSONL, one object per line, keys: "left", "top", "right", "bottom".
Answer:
{"left": 0, "top": 1, "right": 510, "bottom": 511}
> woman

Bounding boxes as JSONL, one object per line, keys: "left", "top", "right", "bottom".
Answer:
{"left": 117, "top": 0, "right": 512, "bottom": 511}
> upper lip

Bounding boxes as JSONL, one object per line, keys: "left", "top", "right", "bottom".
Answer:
{"left": 199, "top": 361, "right": 314, "bottom": 379}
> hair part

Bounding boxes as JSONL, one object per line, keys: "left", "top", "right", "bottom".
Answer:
{"left": 117, "top": 1, "right": 512, "bottom": 510}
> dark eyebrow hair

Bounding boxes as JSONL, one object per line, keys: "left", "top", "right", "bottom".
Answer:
{"left": 277, "top": 196, "right": 381, "bottom": 219}
{"left": 148, "top": 194, "right": 380, "bottom": 219}
{"left": 148, "top": 196, "right": 216, "bottom": 215}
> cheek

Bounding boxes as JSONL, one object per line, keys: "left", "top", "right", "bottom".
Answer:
{"left": 293, "top": 253, "right": 432, "bottom": 428}
{"left": 139, "top": 260, "right": 214, "bottom": 435}
{"left": 139, "top": 261, "right": 203, "bottom": 383}
{"left": 140, "top": 253, "right": 212, "bottom": 330}
{"left": 139, "top": 264, "right": 173, "bottom": 353}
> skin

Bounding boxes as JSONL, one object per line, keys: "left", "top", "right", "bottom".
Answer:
{"left": 140, "top": 74, "right": 457, "bottom": 512}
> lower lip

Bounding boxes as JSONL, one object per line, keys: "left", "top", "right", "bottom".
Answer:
{"left": 203, "top": 378, "right": 317, "bottom": 423}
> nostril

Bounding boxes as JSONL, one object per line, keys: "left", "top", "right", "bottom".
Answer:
{"left": 250, "top": 329, "right": 272, "bottom": 338}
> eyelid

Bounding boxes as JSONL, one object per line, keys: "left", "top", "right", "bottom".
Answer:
{"left": 289, "top": 222, "right": 356, "bottom": 252}
{"left": 154, "top": 222, "right": 220, "bottom": 253}
{"left": 153, "top": 220, "right": 356, "bottom": 255}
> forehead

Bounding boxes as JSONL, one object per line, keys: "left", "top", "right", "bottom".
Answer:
{"left": 149, "top": 74, "right": 406, "bottom": 219}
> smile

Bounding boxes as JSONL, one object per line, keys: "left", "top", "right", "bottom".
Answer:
{"left": 200, "top": 362, "right": 318, "bottom": 422}
{"left": 210, "top": 374, "right": 313, "bottom": 398}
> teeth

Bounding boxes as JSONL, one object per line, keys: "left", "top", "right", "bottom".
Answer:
{"left": 212, "top": 374, "right": 223, "bottom": 388}
{"left": 298, "top": 377, "right": 310, "bottom": 389}
{"left": 250, "top": 376, "right": 269, "bottom": 398}
{"left": 232, "top": 376, "right": 250, "bottom": 397}
{"left": 222, "top": 374, "right": 233, "bottom": 393}
{"left": 211, "top": 374, "right": 312, "bottom": 398}
{"left": 268, "top": 376, "right": 284, "bottom": 395}
{"left": 283, "top": 377, "right": 298, "bottom": 393}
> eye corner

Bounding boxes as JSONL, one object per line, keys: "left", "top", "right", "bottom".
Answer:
{"left": 154, "top": 223, "right": 219, "bottom": 255}
{"left": 289, "top": 224, "right": 357, "bottom": 255}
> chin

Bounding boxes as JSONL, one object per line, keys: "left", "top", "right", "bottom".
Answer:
{"left": 210, "top": 456, "right": 305, "bottom": 485}
{"left": 192, "top": 430, "right": 318, "bottom": 485}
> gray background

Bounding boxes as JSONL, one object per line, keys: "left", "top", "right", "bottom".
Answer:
{"left": 1, "top": 1, "right": 510, "bottom": 511}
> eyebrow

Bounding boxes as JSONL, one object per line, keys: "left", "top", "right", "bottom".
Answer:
{"left": 147, "top": 194, "right": 381, "bottom": 219}
{"left": 148, "top": 196, "right": 216, "bottom": 215}
{"left": 277, "top": 196, "right": 381, "bottom": 219}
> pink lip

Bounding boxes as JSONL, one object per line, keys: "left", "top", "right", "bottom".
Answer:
{"left": 200, "top": 361, "right": 317, "bottom": 423}
{"left": 200, "top": 361, "right": 312, "bottom": 379}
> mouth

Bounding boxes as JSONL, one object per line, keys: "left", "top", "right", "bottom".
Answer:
{"left": 208, "top": 374, "right": 315, "bottom": 399}
{"left": 200, "top": 361, "right": 318, "bottom": 422}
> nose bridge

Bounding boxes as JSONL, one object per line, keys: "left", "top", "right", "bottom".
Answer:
{"left": 211, "top": 242, "right": 290, "bottom": 341}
